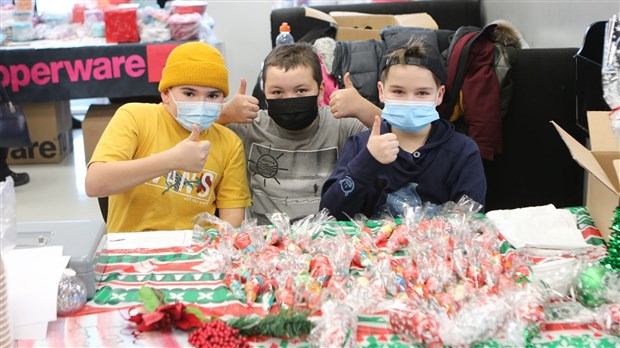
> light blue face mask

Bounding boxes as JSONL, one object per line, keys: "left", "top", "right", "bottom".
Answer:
{"left": 381, "top": 99, "right": 439, "bottom": 133}
{"left": 170, "top": 92, "right": 222, "bottom": 132}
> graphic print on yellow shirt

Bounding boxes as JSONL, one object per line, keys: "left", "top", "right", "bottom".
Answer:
{"left": 148, "top": 169, "right": 216, "bottom": 203}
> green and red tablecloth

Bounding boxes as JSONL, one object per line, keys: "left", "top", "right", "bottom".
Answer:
{"left": 17, "top": 207, "right": 620, "bottom": 347}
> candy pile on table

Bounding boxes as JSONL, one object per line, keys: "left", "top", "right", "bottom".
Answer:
{"left": 188, "top": 197, "right": 619, "bottom": 346}
{"left": 0, "top": 0, "right": 217, "bottom": 45}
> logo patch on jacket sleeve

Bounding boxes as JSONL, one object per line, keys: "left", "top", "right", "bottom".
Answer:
{"left": 339, "top": 176, "right": 355, "bottom": 197}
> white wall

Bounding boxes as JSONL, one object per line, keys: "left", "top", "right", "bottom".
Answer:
{"left": 206, "top": 1, "right": 274, "bottom": 100}
{"left": 206, "top": 0, "right": 620, "bottom": 101}
{"left": 483, "top": 0, "right": 620, "bottom": 48}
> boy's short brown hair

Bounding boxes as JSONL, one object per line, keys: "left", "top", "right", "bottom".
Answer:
{"left": 381, "top": 37, "right": 446, "bottom": 87}
{"left": 262, "top": 42, "right": 323, "bottom": 89}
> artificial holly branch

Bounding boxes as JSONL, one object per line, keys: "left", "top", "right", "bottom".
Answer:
{"left": 126, "top": 285, "right": 314, "bottom": 344}
{"left": 226, "top": 309, "right": 314, "bottom": 338}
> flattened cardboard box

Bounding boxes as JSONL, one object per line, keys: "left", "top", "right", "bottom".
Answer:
{"left": 8, "top": 101, "right": 73, "bottom": 164}
{"left": 552, "top": 111, "right": 620, "bottom": 241}
{"left": 82, "top": 104, "right": 121, "bottom": 164}
{"left": 302, "top": 7, "right": 438, "bottom": 42}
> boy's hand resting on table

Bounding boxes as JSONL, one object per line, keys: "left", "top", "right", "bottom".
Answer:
{"left": 169, "top": 124, "right": 211, "bottom": 173}
{"left": 367, "top": 115, "right": 399, "bottom": 164}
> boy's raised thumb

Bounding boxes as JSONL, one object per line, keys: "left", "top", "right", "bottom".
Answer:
{"left": 371, "top": 115, "right": 382, "bottom": 136}
{"left": 188, "top": 124, "right": 201, "bottom": 141}
{"left": 343, "top": 72, "right": 354, "bottom": 89}
{"left": 237, "top": 78, "right": 247, "bottom": 95}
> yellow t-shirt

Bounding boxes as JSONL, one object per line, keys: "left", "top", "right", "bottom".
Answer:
{"left": 90, "top": 103, "right": 251, "bottom": 232}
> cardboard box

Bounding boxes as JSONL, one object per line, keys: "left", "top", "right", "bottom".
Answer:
{"left": 302, "top": 7, "right": 438, "bottom": 42}
{"left": 331, "top": 11, "right": 438, "bottom": 41}
{"left": 8, "top": 101, "right": 73, "bottom": 164}
{"left": 552, "top": 111, "right": 620, "bottom": 241}
{"left": 82, "top": 104, "right": 120, "bottom": 164}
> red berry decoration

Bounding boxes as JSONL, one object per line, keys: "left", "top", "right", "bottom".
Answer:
{"left": 188, "top": 320, "right": 249, "bottom": 348}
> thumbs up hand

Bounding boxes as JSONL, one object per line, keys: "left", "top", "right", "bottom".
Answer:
{"left": 170, "top": 124, "right": 212, "bottom": 172}
{"left": 329, "top": 72, "right": 364, "bottom": 119}
{"left": 219, "top": 77, "right": 260, "bottom": 125}
{"left": 367, "top": 116, "right": 399, "bottom": 164}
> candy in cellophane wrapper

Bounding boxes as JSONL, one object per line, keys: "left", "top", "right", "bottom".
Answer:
{"left": 288, "top": 214, "right": 316, "bottom": 254}
{"left": 366, "top": 257, "right": 408, "bottom": 297}
{"left": 384, "top": 204, "right": 427, "bottom": 254}
{"left": 311, "top": 228, "right": 353, "bottom": 279}
{"left": 438, "top": 294, "right": 511, "bottom": 347}
{"left": 309, "top": 253, "right": 333, "bottom": 287}
{"left": 245, "top": 274, "right": 263, "bottom": 304}
{"left": 595, "top": 303, "right": 620, "bottom": 336}
{"left": 167, "top": 12, "right": 201, "bottom": 40}
{"left": 372, "top": 220, "right": 396, "bottom": 247}
{"left": 350, "top": 234, "right": 375, "bottom": 268}
{"left": 233, "top": 219, "right": 266, "bottom": 254}
{"left": 192, "top": 211, "right": 235, "bottom": 243}
{"left": 292, "top": 270, "right": 322, "bottom": 309}
{"left": 266, "top": 212, "right": 291, "bottom": 246}
{"left": 602, "top": 13, "right": 620, "bottom": 141}
{"left": 497, "top": 283, "right": 548, "bottom": 347}
{"left": 193, "top": 247, "right": 228, "bottom": 273}
{"left": 224, "top": 270, "right": 246, "bottom": 303}
{"left": 387, "top": 299, "right": 442, "bottom": 347}
{"left": 137, "top": 6, "right": 170, "bottom": 43}
{"left": 310, "top": 300, "right": 358, "bottom": 348}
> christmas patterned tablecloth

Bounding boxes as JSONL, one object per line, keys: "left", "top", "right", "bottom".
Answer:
{"left": 16, "top": 207, "right": 620, "bottom": 348}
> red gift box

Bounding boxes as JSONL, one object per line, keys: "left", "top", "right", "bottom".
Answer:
{"left": 103, "top": 8, "right": 138, "bottom": 43}
{"left": 72, "top": 3, "right": 86, "bottom": 24}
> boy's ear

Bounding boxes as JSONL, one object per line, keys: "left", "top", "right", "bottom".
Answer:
{"left": 436, "top": 85, "right": 446, "bottom": 106}
{"left": 377, "top": 81, "right": 385, "bottom": 103}
{"left": 161, "top": 89, "right": 170, "bottom": 104}
{"left": 318, "top": 80, "right": 325, "bottom": 105}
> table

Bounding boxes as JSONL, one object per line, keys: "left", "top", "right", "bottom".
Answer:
{"left": 0, "top": 39, "right": 184, "bottom": 103}
{"left": 15, "top": 207, "right": 620, "bottom": 347}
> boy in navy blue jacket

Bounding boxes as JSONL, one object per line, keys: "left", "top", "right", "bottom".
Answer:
{"left": 320, "top": 38, "right": 486, "bottom": 220}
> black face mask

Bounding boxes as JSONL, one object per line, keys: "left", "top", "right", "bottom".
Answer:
{"left": 266, "top": 95, "right": 319, "bottom": 131}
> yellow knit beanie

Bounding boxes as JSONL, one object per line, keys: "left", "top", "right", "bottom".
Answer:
{"left": 158, "top": 42, "right": 229, "bottom": 97}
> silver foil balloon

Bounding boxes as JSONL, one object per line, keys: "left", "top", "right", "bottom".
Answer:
{"left": 57, "top": 268, "right": 87, "bottom": 316}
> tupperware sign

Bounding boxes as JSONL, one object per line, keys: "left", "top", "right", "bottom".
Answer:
{"left": 0, "top": 43, "right": 179, "bottom": 103}
{"left": 1, "top": 54, "right": 144, "bottom": 92}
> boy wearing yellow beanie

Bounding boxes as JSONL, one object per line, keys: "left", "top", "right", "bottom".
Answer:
{"left": 85, "top": 42, "right": 251, "bottom": 232}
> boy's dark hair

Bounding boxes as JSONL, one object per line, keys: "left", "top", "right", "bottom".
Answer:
{"left": 380, "top": 37, "right": 446, "bottom": 87}
{"left": 262, "top": 42, "right": 323, "bottom": 89}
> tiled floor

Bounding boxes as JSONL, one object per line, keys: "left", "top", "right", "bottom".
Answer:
{"left": 10, "top": 129, "right": 103, "bottom": 224}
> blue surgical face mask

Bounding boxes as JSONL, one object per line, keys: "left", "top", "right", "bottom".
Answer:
{"left": 381, "top": 99, "right": 439, "bottom": 133}
{"left": 170, "top": 92, "right": 222, "bottom": 132}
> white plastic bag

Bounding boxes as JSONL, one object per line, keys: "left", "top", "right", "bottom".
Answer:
{"left": 0, "top": 176, "right": 17, "bottom": 253}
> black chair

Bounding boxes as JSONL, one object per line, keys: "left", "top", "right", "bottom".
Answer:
{"left": 98, "top": 197, "right": 108, "bottom": 223}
